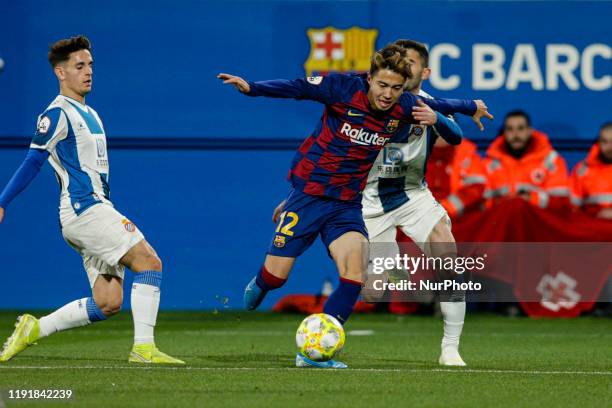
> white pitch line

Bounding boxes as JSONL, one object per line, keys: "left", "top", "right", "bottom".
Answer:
{"left": 347, "top": 330, "right": 374, "bottom": 336}
{"left": 71, "top": 329, "right": 612, "bottom": 338}
{"left": 0, "top": 366, "right": 610, "bottom": 376}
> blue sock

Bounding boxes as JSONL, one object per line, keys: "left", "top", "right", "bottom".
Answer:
{"left": 133, "top": 270, "right": 163, "bottom": 287}
{"left": 85, "top": 297, "right": 107, "bottom": 322}
{"left": 323, "top": 278, "right": 362, "bottom": 325}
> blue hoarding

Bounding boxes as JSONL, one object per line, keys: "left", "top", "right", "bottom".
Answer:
{"left": 0, "top": 1, "right": 610, "bottom": 140}
{"left": 0, "top": 0, "right": 609, "bottom": 309}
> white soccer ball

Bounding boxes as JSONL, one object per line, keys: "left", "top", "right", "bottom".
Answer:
{"left": 295, "top": 313, "right": 345, "bottom": 361}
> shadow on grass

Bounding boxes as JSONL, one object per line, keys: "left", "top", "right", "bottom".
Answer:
{"left": 201, "top": 353, "right": 292, "bottom": 364}
{"left": 7, "top": 354, "right": 132, "bottom": 365}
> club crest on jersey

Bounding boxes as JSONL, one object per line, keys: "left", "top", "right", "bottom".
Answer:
{"left": 37, "top": 116, "right": 51, "bottom": 134}
{"left": 122, "top": 218, "right": 136, "bottom": 233}
{"left": 304, "top": 26, "right": 378, "bottom": 76}
{"left": 274, "top": 235, "right": 286, "bottom": 248}
{"left": 385, "top": 119, "right": 400, "bottom": 133}
{"left": 410, "top": 125, "right": 425, "bottom": 137}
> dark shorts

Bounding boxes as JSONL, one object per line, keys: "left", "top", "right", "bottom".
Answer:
{"left": 267, "top": 189, "right": 369, "bottom": 258}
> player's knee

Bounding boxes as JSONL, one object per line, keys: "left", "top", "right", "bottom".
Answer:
{"left": 94, "top": 293, "right": 123, "bottom": 317}
{"left": 96, "top": 297, "right": 123, "bottom": 317}
{"left": 263, "top": 256, "right": 293, "bottom": 278}
{"left": 440, "top": 289, "right": 466, "bottom": 303}
{"left": 429, "top": 220, "right": 455, "bottom": 246}
{"left": 339, "top": 266, "right": 363, "bottom": 283}
{"left": 450, "top": 290, "right": 466, "bottom": 302}
{"left": 265, "top": 264, "right": 289, "bottom": 278}
{"left": 103, "top": 302, "right": 122, "bottom": 317}
{"left": 138, "top": 252, "right": 162, "bottom": 272}
{"left": 336, "top": 255, "right": 366, "bottom": 282}
{"left": 148, "top": 255, "right": 163, "bottom": 272}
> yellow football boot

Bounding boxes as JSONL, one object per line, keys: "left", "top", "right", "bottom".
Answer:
{"left": 0, "top": 314, "right": 40, "bottom": 362}
{"left": 128, "top": 343, "right": 185, "bottom": 365}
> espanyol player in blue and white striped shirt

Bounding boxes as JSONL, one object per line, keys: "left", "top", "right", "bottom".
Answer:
{"left": 363, "top": 40, "right": 493, "bottom": 367}
{"left": 0, "top": 36, "right": 183, "bottom": 364}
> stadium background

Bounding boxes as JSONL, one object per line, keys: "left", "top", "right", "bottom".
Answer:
{"left": 0, "top": 0, "right": 610, "bottom": 310}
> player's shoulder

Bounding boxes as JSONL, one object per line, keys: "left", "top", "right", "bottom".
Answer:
{"left": 33, "top": 98, "right": 70, "bottom": 145}
{"left": 36, "top": 98, "right": 66, "bottom": 134}
{"left": 311, "top": 72, "right": 366, "bottom": 104}
{"left": 39, "top": 96, "right": 67, "bottom": 117}
{"left": 322, "top": 72, "right": 365, "bottom": 92}
{"left": 39, "top": 96, "right": 89, "bottom": 127}
{"left": 325, "top": 72, "right": 363, "bottom": 83}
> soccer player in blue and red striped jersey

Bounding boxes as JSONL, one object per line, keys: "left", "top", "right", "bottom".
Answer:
{"left": 218, "top": 44, "right": 491, "bottom": 368}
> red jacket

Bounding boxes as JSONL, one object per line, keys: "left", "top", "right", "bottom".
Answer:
{"left": 427, "top": 139, "right": 486, "bottom": 218}
{"left": 483, "top": 130, "right": 569, "bottom": 210}
{"left": 570, "top": 144, "right": 612, "bottom": 217}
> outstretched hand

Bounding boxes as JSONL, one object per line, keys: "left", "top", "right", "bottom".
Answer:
{"left": 412, "top": 99, "right": 438, "bottom": 126}
{"left": 472, "top": 99, "right": 494, "bottom": 131}
{"left": 0, "top": 207, "right": 4, "bottom": 224}
{"left": 217, "top": 73, "right": 250, "bottom": 93}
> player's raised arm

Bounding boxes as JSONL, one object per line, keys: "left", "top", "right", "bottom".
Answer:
{"left": 470, "top": 100, "right": 494, "bottom": 131}
{"left": 217, "top": 72, "right": 351, "bottom": 105}
{"left": 0, "top": 148, "right": 49, "bottom": 223}
{"left": 433, "top": 113, "right": 463, "bottom": 145}
{"left": 408, "top": 99, "right": 463, "bottom": 145}
{"left": 0, "top": 108, "right": 66, "bottom": 223}
{"left": 402, "top": 91, "right": 493, "bottom": 131}
{"left": 414, "top": 95, "right": 493, "bottom": 131}
{"left": 217, "top": 73, "right": 251, "bottom": 93}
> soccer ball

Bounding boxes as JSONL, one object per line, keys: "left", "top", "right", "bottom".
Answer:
{"left": 295, "top": 313, "right": 345, "bottom": 361}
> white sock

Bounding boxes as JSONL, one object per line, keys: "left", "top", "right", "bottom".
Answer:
{"left": 440, "top": 301, "right": 466, "bottom": 350}
{"left": 131, "top": 282, "right": 160, "bottom": 345}
{"left": 39, "top": 298, "right": 92, "bottom": 338}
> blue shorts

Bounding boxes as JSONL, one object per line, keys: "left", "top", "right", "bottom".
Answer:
{"left": 267, "top": 189, "right": 369, "bottom": 258}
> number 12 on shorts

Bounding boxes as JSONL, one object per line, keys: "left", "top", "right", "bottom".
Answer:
{"left": 275, "top": 211, "right": 299, "bottom": 236}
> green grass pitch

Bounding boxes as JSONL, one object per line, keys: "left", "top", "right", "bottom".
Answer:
{"left": 0, "top": 311, "right": 610, "bottom": 407}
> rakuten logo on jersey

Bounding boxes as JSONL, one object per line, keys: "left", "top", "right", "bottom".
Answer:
{"left": 340, "top": 123, "right": 387, "bottom": 146}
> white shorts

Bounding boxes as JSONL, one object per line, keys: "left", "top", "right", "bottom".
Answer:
{"left": 365, "top": 188, "right": 450, "bottom": 251}
{"left": 62, "top": 203, "right": 145, "bottom": 288}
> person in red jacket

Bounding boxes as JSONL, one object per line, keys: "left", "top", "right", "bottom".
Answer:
{"left": 427, "top": 137, "right": 486, "bottom": 218}
{"left": 483, "top": 110, "right": 569, "bottom": 210}
{"left": 570, "top": 122, "right": 612, "bottom": 219}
